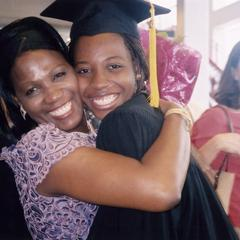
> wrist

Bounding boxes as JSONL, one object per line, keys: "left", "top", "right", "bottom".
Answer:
{"left": 164, "top": 107, "right": 193, "bottom": 132}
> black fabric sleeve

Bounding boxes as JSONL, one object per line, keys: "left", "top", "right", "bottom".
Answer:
{"left": 96, "top": 107, "right": 163, "bottom": 160}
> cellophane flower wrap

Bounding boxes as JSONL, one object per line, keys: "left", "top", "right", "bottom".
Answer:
{"left": 140, "top": 29, "right": 201, "bottom": 105}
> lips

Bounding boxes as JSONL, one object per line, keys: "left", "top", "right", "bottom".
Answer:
{"left": 91, "top": 94, "right": 118, "bottom": 107}
{"left": 49, "top": 101, "right": 72, "bottom": 117}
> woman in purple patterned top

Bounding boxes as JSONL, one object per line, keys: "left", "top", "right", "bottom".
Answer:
{"left": 0, "top": 17, "right": 190, "bottom": 239}
{"left": 0, "top": 17, "right": 98, "bottom": 240}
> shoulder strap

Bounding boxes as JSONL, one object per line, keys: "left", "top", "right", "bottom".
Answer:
{"left": 213, "top": 105, "right": 234, "bottom": 189}
{"left": 216, "top": 105, "right": 234, "bottom": 133}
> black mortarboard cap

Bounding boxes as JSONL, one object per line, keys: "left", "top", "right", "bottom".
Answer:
{"left": 41, "top": 0, "right": 170, "bottom": 40}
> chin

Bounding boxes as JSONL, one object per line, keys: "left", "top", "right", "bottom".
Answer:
{"left": 57, "top": 121, "right": 80, "bottom": 132}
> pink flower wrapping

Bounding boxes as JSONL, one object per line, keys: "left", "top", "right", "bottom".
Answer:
{"left": 140, "top": 29, "right": 201, "bottom": 105}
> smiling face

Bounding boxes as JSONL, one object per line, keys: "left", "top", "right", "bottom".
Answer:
{"left": 11, "top": 49, "right": 84, "bottom": 132}
{"left": 74, "top": 33, "right": 137, "bottom": 120}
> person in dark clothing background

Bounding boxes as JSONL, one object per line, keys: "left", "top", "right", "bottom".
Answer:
{"left": 0, "top": 161, "right": 31, "bottom": 240}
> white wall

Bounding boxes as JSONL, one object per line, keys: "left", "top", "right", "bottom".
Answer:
{"left": 0, "top": 0, "right": 71, "bottom": 40}
{"left": 177, "top": 0, "right": 211, "bottom": 119}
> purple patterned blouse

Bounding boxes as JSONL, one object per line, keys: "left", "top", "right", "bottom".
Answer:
{"left": 0, "top": 123, "right": 98, "bottom": 240}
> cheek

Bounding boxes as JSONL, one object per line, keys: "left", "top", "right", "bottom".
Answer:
{"left": 123, "top": 75, "right": 137, "bottom": 93}
{"left": 25, "top": 103, "right": 43, "bottom": 121}
{"left": 78, "top": 78, "right": 90, "bottom": 96}
{"left": 18, "top": 95, "right": 47, "bottom": 123}
{"left": 19, "top": 97, "right": 41, "bottom": 114}
{"left": 69, "top": 85, "right": 83, "bottom": 105}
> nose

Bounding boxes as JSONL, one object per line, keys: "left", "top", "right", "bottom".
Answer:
{"left": 90, "top": 70, "right": 109, "bottom": 89}
{"left": 44, "top": 87, "right": 63, "bottom": 104}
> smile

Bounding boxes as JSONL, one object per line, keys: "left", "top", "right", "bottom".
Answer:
{"left": 49, "top": 101, "right": 72, "bottom": 117}
{"left": 92, "top": 94, "right": 118, "bottom": 106}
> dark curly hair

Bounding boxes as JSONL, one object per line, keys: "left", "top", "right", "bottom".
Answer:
{"left": 214, "top": 41, "right": 240, "bottom": 109}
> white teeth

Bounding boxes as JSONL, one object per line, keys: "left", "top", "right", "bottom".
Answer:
{"left": 93, "top": 94, "right": 117, "bottom": 106}
{"left": 50, "top": 102, "right": 72, "bottom": 117}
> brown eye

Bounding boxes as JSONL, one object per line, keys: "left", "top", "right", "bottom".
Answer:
{"left": 76, "top": 67, "right": 90, "bottom": 75}
{"left": 108, "top": 64, "right": 122, "bottom": 70}
{"left": 25, "top": 87, "right": 38, "bottom": 96}
{"left": 53, "top": 71, "right": 66, "bottom": 81}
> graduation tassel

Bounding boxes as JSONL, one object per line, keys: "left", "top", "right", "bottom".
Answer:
{"left": 148, "top": 1, "right": 160, "bottom": 108}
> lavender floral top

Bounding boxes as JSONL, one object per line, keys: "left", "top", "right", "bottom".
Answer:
{"left": 0, "top": 123, "right": 98, "bottom": 240}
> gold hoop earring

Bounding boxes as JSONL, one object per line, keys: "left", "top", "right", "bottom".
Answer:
{"left": 20, "top": 105, "right": 27, "bottom": 120}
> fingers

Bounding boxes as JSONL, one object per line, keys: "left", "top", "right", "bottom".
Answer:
{"left": 158, "top": 99, "right": 181, "bottom": 113}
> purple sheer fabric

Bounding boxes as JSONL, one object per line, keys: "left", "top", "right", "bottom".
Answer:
{"left": 1, "top": 123, "right": 98, "bottom": 240}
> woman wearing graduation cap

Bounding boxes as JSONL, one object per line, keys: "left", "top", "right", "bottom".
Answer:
{"left": 0, "top": 15, "right": 193, "bottom": 240}
{"left": 41, "top": 0, "right": 239, "bottom": 239}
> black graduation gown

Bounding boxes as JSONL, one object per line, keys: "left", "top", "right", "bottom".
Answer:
{"left": 87, "top": 93, "right": 238, "bottom": 240}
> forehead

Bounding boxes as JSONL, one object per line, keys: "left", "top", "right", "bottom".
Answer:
{"left": 15, "top": 49, "right": 64, "bottom": 64}
{"left": 13, "top": 49, "right": 65, "bottom": 72}
{"left": 75, "top": 33, "right": 129, "bottom": 57}
{"left": 11, "top": 49, "right": 67, "bottom": 83}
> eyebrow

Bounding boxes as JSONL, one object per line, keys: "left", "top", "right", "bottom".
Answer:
{"left": 75, "top": 56, "right": 124, "bottom": 65}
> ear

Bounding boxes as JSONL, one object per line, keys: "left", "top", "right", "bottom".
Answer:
{"left": 136, "top": 73, "right": 142, "bottom": 81}
{"left": 135, "top": 66, "right": 142, "bottom": 81}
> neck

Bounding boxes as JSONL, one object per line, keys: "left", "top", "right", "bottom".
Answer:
{"left": 77, "top": 115, "right": 89, "bottom": 133}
